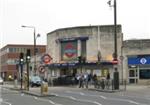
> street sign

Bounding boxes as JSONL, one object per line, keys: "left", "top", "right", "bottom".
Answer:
{"left": 41, "top": 54, "right": 52, "bottom": 64}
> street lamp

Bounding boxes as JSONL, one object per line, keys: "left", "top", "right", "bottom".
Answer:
{"left": 108, "top": 0, "right": 117, "bottom": 61}
{"left": 108, "top": 0, "right": 119, "bottom": 90}
{"left": 21, "top": 25, "right": 40, "bottom": 75}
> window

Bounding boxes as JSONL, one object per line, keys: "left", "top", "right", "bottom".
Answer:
{"left": 81, "top": 40, "right": 86, "bottom": 59}
{"left": 140, "top": 69, "right": 150, "bottom": 79}
{"left": 9, "top": 48, "right": 13, "bottom": 52}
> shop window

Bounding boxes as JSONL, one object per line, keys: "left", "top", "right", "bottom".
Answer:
{"left": 140, "top": 69, "right": 150, "bottom": 79}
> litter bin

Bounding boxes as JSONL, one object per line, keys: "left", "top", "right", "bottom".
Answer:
{"left": 41, "top": 81, "right": 48, "bottom": 96}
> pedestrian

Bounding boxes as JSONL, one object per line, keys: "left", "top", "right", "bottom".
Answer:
{"left": 93, "top": 74, "right": 98, "bottom": 88}
{"left": 101, "top": 77, "right": 105, "bottom": 89}
{"left": 84, "top": 73, "right": 89, "bottom": 89}
{"left": 88, "top": 73, "right": 92, "bottom": 86}
{"left": 79, "top": 74, "right": 84, "bottom": 88}
{"left": 106, "top": 72, "right": 110, "bottom": 89}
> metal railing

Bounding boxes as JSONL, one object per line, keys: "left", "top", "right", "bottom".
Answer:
{"left": 93, "top": 79, "right": 127, "bottom": 91}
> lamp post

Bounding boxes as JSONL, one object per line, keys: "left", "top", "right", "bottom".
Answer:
{"left": 19, "top": 52, "right": 24, "bottom": 91}
{"left": 108, "top": 0, "right": 117, "bottom": 61}
{"left": 21, "top": 25, "right": 40, "bottom": 75}
{"left": 26, "top": 49, "right": 31, "bottom": 91}
{"left": 108, "top": 0, "right": 119, "bottom": 90}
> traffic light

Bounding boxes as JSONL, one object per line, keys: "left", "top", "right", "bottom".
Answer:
{"left": 82, "top": 56, "right": 86, "bottom": 64}
{"left": 20, "top": 52, "right": 24, "bottom": 59}
{"left": 78, "top": 56, "right": 82, "bottom": 63}
{"left": 78, "top": 56, "right": 86, "bottom": 64}
{"left": 26, "top": 49, "right": 31, "bottom": 57}
{"left": 19, "top": 52, "right": 24, "bottom": 64}
{"left": 26, "top": 49, "right": 31, "bottom": 61}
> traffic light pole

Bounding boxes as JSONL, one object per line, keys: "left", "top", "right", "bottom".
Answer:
{"left": 20, "top": 64, "right": 23, "bottom": 91}
{"left": 26, "top": 49, "right": 31, "bottom": 91}
{"left": 26, "top": 61, "right": 29, "bottom": 91}
{"left": 19, "top": 52, "right": 24, "bottom": 91}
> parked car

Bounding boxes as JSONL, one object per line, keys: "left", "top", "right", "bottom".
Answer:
{"left": 53, "top": 75, "right": 77, "bottom": 86}
{"left": 30, "top": 76, "right": 41, "bottom": 87}
{"left": 0, "top": 77, "right": 4, "bottom": 85}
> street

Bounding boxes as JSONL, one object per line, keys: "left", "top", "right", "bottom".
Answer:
{"left": 0, "top": 85, "right": 150, "bottom": 105}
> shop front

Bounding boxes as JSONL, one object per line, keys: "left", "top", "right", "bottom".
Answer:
{"left": 128, "top": 55, "right": 150, "bottom": 84}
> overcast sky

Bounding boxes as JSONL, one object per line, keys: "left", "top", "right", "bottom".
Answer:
{"left": 0, "top": 0, "right": 150, "bottom": 48}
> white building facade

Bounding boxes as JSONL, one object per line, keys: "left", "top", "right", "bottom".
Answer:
{"left": 46, "top": 25, "right": 123, "bottom": 82}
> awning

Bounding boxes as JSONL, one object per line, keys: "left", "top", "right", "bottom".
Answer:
{"left": 45, "top": 61, "right": 113, "bottom": 69}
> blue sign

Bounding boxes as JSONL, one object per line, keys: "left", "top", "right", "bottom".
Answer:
{"left": 128, "top": 56, "right": 150, "bottom": 65}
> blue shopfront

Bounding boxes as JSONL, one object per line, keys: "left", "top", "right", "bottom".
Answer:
{"left": 128, "top": 55, "right": 150, "bottom": 84}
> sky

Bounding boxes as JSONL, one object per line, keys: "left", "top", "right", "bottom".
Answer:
{"left": 0, "top": 0, "right": 150, "bottom": 48}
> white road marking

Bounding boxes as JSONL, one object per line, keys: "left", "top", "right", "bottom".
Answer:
{"left": 56, "top": 93, "right": 102, "bottom": 105}
{"left": 100, "top": 96, "right": 107, "bottom": 99}
{"left": 65, "top": 90, "right": 148, "bottom": 105}
{"left": 77, "top": 98, "right": 102, "bottom": 105}
{"left": 21, "top": 93, "right": 24, "bottom": 96}
{"left": 108, "top": 98, "right": 148, "bottom": 105}
{"left": 34, "top": 96, "right": 38, "bottom": 100}
{"left": 0, "top": 98, "right": 3, "bottom": 102}
{"left": 34, "top": 96, "right": 62, "bottom": 105}
{"left": 51, "top": 93, "right": 59, "bottom": 96}
{"left": 129, "top": 100, "right": 140, "bottom": 105}
{"left": 93, "top": 101, "right": 102, "bottom": 105}
{"left": 69, "top": 96, "right": 77, "bottom": 100}
{"left": 0, "top": 98, "right": 12, "bottom": 105}
{"left": 79, "top": 92, "right": 85, "bottom": 95}
{"left": 2, "top": 101, "right": 12, "bottom": 105}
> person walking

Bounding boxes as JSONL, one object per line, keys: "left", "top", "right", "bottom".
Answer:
{"left": 93, "top": 74, "right": 98, "bottom": 88}
{"left": 79, "top": 74, "right": 84, "bottom": 88}
{"left": 84, "top": 73, "right": 89, "bottom": 89}
{"left": 106, "top": 72, "right": 110, "bottom": 89}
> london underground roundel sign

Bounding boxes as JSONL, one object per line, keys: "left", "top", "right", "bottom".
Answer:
{"left": 64, "top": 43, "right": 76, "bottom": 58}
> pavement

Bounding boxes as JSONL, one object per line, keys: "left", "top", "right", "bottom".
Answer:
{"left": 1, "top": 82, "right": 150, "bottom": 97}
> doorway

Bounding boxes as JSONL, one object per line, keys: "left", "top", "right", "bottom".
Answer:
{"left": 129, "top": 68, "right": 138, "bottom": 84}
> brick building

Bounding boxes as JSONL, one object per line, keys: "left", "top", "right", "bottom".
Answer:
{"left": 0, "top": 44, "right": 46, "bottom": 80}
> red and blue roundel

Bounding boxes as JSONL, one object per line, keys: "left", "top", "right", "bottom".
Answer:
{"left": 64, "top": 43, "right": 76, "bottom": 58}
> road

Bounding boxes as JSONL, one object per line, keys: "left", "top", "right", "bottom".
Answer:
{"left": 0, "top": 85, "right": 150, "bottom": 105}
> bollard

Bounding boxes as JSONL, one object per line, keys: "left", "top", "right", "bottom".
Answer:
{"left": 14, "top": 79, "right": 18, "bottom": 88}
{"left": 41, "top": 81, "right": 48, "bottom": 96}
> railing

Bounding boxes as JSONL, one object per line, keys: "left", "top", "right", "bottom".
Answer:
{"left": 93, "top": 79, "right": 127, "bottom": 91}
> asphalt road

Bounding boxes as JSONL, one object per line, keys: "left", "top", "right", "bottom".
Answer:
{"left": 0, "top": 85, "right": 150, "bottom": 105}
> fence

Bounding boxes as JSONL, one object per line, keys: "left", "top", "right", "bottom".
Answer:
{"left": 94, "top": 79, "right": 127, "bottom": 91}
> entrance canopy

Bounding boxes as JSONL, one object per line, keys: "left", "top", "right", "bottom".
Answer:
{"left": 46, "top": 61, "right": 113, "bottom": 69}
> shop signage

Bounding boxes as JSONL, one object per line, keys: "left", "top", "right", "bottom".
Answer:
{"left": 64, "top": 43, "right": 76, "bottom": 58}
{"left": 128, "top": 56, "right": 150, "bottom": 65}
